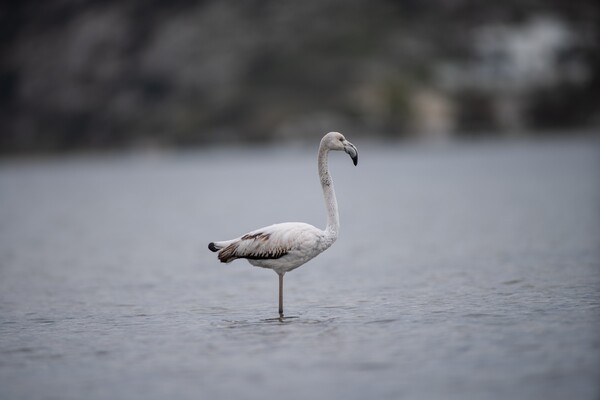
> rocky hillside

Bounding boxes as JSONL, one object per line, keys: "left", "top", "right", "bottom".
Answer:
{"left": 1, "top": 0, "right": 598, "bottom": 152}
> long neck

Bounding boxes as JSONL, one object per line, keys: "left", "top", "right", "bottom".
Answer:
{"left": 318, "top": 142, "right": 339, "bottom": 239}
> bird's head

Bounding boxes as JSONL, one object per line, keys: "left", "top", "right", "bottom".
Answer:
{"left": 322, "top": 132, "right": 358, "bottom": 166}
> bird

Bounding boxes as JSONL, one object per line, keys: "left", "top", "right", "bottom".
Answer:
{"left": 208, "top": 132, "right": 358, "bottom": 319}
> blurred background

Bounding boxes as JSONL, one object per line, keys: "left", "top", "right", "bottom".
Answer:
{"left": 0, "top": 0, "right": 598, "bottom": 153}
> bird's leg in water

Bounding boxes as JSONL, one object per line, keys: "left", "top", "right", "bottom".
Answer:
{"left": 278, "top": 273, "right": 284, "bottom": 319}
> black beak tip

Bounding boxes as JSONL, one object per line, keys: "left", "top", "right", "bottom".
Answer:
{"left": 352, "top": 155, "right": 358, "bottom": 166}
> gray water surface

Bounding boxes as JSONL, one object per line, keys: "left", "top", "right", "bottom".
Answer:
{"left": 1, "top": 139, "right": 599, "bottom": 399}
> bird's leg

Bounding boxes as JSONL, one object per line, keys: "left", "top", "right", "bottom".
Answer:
{"left": 278, "top": 273, "right": 284, "bottom": 319}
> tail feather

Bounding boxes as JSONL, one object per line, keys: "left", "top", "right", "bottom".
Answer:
{"left": 208, "top": 240, "right": 238, "bottom": 263}
{"left": 208, "top": 242, "right": 219, "bottom": 252}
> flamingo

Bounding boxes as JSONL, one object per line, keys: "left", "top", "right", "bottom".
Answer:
{"left": 208, "top": 132, "right": 358, "bottom": 318}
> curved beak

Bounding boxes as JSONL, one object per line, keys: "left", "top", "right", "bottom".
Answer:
{"left": 344, "top": 141, "right": 358, "bottom": 166}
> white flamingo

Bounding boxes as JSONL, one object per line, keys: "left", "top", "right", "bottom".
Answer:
{"left": 208, "top": 132, "right": 358, "bottom": 318}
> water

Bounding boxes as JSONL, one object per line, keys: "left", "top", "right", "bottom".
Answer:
{"left": 1, "top": 138, "right": 599, "bottom": 400}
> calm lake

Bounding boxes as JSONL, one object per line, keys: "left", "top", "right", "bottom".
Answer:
{"left": 1, "top": 137, "right": 599, "bottom": 400}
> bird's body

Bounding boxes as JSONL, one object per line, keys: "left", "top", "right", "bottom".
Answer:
{"left": 208, "top": 132, "right": 358, "bottom": 318}
{"left": 210, "top": 222, "right": 333, "bottom": 275}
